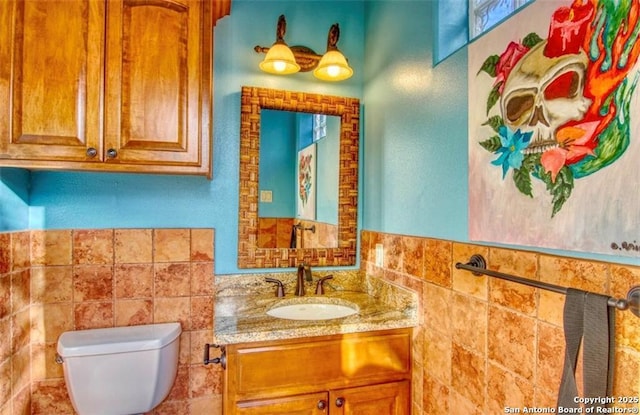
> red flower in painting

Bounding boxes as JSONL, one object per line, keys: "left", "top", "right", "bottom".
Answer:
{"left": 540, "top": 121, "right": 598, "bottom": 182}
{"left": 495, "top": 41, "right": 529, "bottom": 93}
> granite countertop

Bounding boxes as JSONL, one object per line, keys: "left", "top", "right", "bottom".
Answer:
{"left": 213, "top": 270, "right": 418, "bottom": 344}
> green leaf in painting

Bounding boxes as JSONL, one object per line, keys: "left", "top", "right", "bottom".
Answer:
{"left": 477, "top": 55, "right": 500, "bottom": 77}
{"left": 479, "top": 135, "right": 502, "bottom": 152}
{"left": 522, "top": 32, "right": 543, "bottom": 48}
{"left": 522, "top": 153, "right": 540, "bottom": 171}
{"left": 513, "top": 166, "right": 533, "bottom": 197}
{"left": 486, "top": 84, "right": 502, "bottom": 115}
{"left": 513, "top": 154, "right": 540, "bottom": 197}
{"left": 481, "top": 115, "right": 504, "bottom": 133}
{"left": 541, "top": 166, "right": 574, "bottom": 217}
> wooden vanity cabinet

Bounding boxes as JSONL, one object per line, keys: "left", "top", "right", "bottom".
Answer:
{"left": 0, "top": 0, "right": 215, "bottom": 177}
{"left": 223, "top": 328, "right": 412, "bottom": 415}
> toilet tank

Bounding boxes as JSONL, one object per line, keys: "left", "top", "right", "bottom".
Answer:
{"left": 57, "top": 322, "right": 181, "bottom": 415}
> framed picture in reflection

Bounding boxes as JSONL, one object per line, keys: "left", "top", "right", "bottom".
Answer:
{"left": 296, "top": 144, "right": 316, "bottom": 220}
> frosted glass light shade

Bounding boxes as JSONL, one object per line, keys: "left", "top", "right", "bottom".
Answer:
{"left": 313, "top": 50, "right": 353, "bottom": 81}
{"left": 259, "top": 43, "right": 300, "bottom": 75}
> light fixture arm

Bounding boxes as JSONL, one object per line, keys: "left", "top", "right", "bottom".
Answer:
{"left": 275, "top": 14, "right": 286, "bottom": 43}
{"left": 326, "top": 23, "right": 340, "bottom": 51}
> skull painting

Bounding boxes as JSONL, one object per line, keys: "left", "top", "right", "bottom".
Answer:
{"left": 500, "top": 40, "right": 591, "bottom": 154}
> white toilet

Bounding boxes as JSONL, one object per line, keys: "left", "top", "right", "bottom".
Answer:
{"left": 56, "top": 322, "right": 182, "bottom": 415}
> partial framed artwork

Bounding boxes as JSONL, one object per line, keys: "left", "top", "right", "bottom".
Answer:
{"left": 468, "top": 0, "right": 640, "bottom": 257}
{"left": 297, "top": 144, "right": 316, "bottom": 220}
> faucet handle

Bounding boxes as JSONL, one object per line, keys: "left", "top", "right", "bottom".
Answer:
{"left": 295, "top": 265, "right": 305, "bottom": 296}
{"left": 265, "top": 278, "right": 285, "bottom": 297}
{"left": 303, "top": 264, "right": 313, "bottom": 282}
{"left": 315, "top": 275, "right": 334, "bottom": 295}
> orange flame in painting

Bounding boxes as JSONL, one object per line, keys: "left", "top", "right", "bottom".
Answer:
{"left": 581, "top": 0, "right": 640, "bottom": 120}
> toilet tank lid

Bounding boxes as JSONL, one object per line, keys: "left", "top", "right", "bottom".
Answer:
{"left": 57, "top": 322, "right": 182, "bottom": 358}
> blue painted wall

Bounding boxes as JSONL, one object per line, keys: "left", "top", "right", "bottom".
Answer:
{"left": 0, "top": 168, "right": 30, "bottom": 231}
{"left": 363, "top": 0, "right": 468, "bottom": 240}
{"left": 258, "top": 110, "right": 297, "bottom": 218}
{"left": 1, "top": 0, "right": 636, "bottom": 269}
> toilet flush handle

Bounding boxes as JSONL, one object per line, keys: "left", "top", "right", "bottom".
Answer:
{"left": 203, "top": 343, "right": 226, "bottom": 369}
{"left": 55, "top": 354, "right": 64, "bottom": 364}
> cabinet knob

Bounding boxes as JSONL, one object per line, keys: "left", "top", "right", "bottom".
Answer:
{"left": 317, "top": 400, "right": 327, "bottom": 410}
{"left": 86, "top": 147, "right": 97, "bottom": 158}
{"left": 106, "top": 148, "right": 118, "bottom": 159}
{"left": 335, "top": 397, "right": 345, "bottom": 407}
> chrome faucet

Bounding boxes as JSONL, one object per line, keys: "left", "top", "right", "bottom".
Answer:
{"left": 295, "top": 263, "right": 312, "bottom": 296}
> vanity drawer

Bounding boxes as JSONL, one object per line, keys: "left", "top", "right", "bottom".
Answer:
{"left": 225, "top": 328, "right": 412, "bottom": 401}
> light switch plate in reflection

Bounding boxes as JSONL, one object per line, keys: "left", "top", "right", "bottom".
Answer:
{"left": 375, "top": 243, "right": 384, "bottom": 267}
{"left": 260, "top": 190, "right": 273, "bottom": 203}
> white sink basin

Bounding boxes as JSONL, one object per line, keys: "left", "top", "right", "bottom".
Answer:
{"left": 266, "top": 300, "right": 358, "bottom": 320}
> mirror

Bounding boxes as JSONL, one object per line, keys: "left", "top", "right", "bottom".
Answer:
{"left": 258, "top": 110, "right": 340, "bottom": 249}
{"left": 238, "top": 86, "right": 359, "bottom": 268}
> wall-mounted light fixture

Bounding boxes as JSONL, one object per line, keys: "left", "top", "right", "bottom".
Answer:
{"left": 254, "top": 15, "right": 353, "bottom": 82}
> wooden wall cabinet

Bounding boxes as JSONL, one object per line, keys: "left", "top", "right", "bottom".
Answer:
{"left": 223, "top": 329, "right": 412, "bottom": 415}
{"left": 0, "top": 0, "right": 217, "bottom": 178}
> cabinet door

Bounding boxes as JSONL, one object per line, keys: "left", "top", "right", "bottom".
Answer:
{"left": 330, "top": 381, "right": 410, "bottom": 415}
{"left": 104, "top": 0, "right": 211, "bottom": 173}
{"left": 235, "top": 392, "right": 328, "bottom": 415}
{"left": 0, "top": 0, "right": 104, "bottom": 161}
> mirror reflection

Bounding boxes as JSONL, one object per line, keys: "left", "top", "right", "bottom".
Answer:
{"left": 238, "top": 86, "right": 360, "bottom": 269}
{"left": 257, "top": 110, "right": 340, "bottom": 249}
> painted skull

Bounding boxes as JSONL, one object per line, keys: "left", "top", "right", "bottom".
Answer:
{"left": 500, "top": 40, "right": 591, "bottom": 153}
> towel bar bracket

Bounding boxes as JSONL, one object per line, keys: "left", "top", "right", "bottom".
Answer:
{"left": 627, "top": 286, "right": 640, "bottom": 317}
{"left": 456, "top": 254, "right": 640, "bottom": 319}
{"left": 467, "top": 254, "right": 486, "bottom": 276}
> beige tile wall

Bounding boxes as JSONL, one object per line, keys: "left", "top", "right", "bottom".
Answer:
{"left": 257, "top": 217, "right": 338, "bottom": 249}
{"left": 0, "top": 231, "right": 31, "bottom": 415}
{"left": 361, "top": 230, "right": 640, "bottom": 414}
{"left": 0, "top": 229, "right": 220, "bottom": 415}
{"left": 2, "top": 227, "right": 639, "bottom": 414}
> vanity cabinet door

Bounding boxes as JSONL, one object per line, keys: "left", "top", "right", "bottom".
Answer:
{"left": 235, "top": 392, "right": 328, "bottom": 415}
{"left": 223, "top": 329, "right": 412, "bottom": 415}
{"left": 0, "top": 0, "right": 104, "bottom": 162}
{"left": 330, "top": 381, "right": 410, "bottom": 415}
{"left": 104, "top": 0, "right": 212, "bottom": 175}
